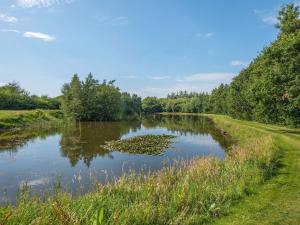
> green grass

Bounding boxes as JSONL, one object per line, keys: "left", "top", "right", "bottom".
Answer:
{"left": 103, "top": 134, "right": 176, "bottom": 155}
{"left": 0, "top": 114, "right": 299, "bottom": 224}
{"left": 208, "top": 115, "right": 300, "bottom": 225}
{"left": 0, "top": 110, "right": 63, "bottom": 129}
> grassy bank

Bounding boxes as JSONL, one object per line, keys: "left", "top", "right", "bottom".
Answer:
{"left": 210, "top": 116, "right": 300, "bottom": 225}
{"left": 0, "top": 110, "right": 63, "bottom": 130}
{"left": 0, "top": 114, "right": 298, "bottom": 224}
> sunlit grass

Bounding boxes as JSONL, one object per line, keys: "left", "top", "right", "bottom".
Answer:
{"left": 0, "top": 110, "right": 62, "bottom": 129}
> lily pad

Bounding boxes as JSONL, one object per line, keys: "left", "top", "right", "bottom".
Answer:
{"left": 102, "top": 134, "right": 176, "bottom": 155}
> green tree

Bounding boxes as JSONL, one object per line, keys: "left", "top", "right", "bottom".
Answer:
{"left": 121, "top": 92, "right": 142, "bottom": 119}
{"left": 276, "top": 4, "right": 300, "bottom": 34}
{"left": 142, "top": 97, "right": 162, "bottom": 114}
{"left": 61, "top": 74, "right": 83, "bottom": 120}
{"left": 61, "top": 74, "right": 123, "bottom": 121}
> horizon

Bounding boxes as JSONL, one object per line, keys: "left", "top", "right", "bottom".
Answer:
{"left": 0, "top": 0, "right": 298, "bottom": 97}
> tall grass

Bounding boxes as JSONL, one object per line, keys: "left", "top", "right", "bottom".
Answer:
{"left": 0, "top": 115, "right": 279, "bottom": 225}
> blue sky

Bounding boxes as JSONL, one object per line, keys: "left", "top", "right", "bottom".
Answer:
{"left": 0, "top": 0, "right": 298, "bottom": 97}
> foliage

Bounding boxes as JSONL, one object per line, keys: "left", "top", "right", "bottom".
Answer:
{"left": 102, "top": 134, "right": 176, "bottom": 155}
{"left": 61, "top": 73, "right": 142, "bottom": 121}
{"left": 225, "top": 3, "right": 300, "bottom": 126}
{"left": 276, "top": 4, "right": 300, "bottom": 34}
{"left": 121, "top": 92, "right": 142, "bottom": 119}
{"left": 0, "top": 82, "right": 60, "bottom": 110}
{"left": 142, "top": 97, "right": 163, "bottom": 114}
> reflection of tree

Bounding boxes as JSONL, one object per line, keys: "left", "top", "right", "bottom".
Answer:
{"left": 142, "top": 114, "right": 234, "bottom": 150}
{"left": 1, "top": 115, "right": 232, "bottom": 168}
{"left": 0, "top": 127, "right": 59, "bottom": 152}
{"left": 59, "top": 121, "right": 141, "bottom": 167}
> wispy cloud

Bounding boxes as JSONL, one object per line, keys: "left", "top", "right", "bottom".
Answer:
{"left": 0, "top": 29, "right": 20, "bottom": 33}
{"left": 230, "top": 60, "right": 248, "bottom": 67}
{"left": 95, "top": 16, "right": 129, "bottom": 26}
{"left": 254, "top": 8, "right": 278, "bottom": 25}
{"left": 23, "top": 31, "right": 56, "bottom": 42}
{"left": 136, "top": 72, "right": 236, "bottom": 98}
{"left": 0, "top": 13, "right": 18, "bottom": 23}
{"left": 0, "top": 82, "right": 7, "bottom": 87}
{"left": 148, "top": 76, "right": 170, "bottom": 80}
{"left": 177, "top": 72, "right": 235, "bottom": 83}
{"left": 262, "top": 15, "right": 278, "bottom": 25}
{"left": 17, "top": 0, "right": 74, "bottom": 8}
{"left": 195, "top": 32, "right": 214, "bottom": 39}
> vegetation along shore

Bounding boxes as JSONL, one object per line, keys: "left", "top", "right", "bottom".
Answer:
{"left": 1, "top": 114, "right": 299, "bottom": 224}
{"left": 0, "top": 3, "right": 299, "bottom": 225}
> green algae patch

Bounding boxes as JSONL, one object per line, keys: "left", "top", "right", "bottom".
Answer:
{"left": 103, "top": 134, "right": 177, "bottom": 155}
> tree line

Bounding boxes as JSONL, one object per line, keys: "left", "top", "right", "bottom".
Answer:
{"left": 142, "top": 4, "right": 300, "bottom": 127}
{"left": 0, "top": 82, "right": 60, "bottom": 110}
{"left": 1, "top": 4, "right": 299, "bottom": 126}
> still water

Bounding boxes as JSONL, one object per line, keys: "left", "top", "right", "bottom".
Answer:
{"left": 0, "top": 115, "right": 232, "bottom": 204}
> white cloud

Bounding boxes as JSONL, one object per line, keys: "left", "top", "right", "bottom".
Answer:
{"left": 254, "top": 8, "right": 278, "bottom": 25}
{"left": 111, "top": 16, "right": 129, "bottom": 25}
{"left": 178, "top": 72, "right": 236, "bottom": 82}
{"left": 17, "top": 0, "right": 74, "bottom": 8}
{"left": 195, "top": 32, "right": 214, "bottom": 39}
{"left": 0, "top": 82, "right": 7, "bottom": 87}
{"left": 148, "top": 76, "right": 170, "bottom": 80}
{"left": 230, "top": 60, "right": 248, "bottom": 67}
{"left": 0, "top": 14, "right": 18, "bottom": 23}
{"left": 134, "top": 72, "right": 236, "bottom": 98}
{"left": 95, "top": 16, "right": 129, "bottom": 26}
{"left": 0, "top": 29, "right": 20, "bottom": 33}
{"left": 23, "top": 31, "right": 56, "bottom": 42}
{"left": 262, "top": 15, "right": 278, "bottom": 25}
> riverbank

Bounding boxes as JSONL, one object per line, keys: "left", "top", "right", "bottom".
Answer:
{"left": 211, "top": 115, "right": 300, "bottom": 225}
{"left": 0, "top": 114, "right": 298, "bottom": 224}
{"left": 0, "top": 110, "right": 63, "bottom": 130}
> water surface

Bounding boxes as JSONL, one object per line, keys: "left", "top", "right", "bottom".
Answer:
{"left": 0, "top": 115, "right": 232, "bottom": 204}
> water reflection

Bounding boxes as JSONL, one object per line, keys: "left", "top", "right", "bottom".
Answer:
{"left": 143, "top": 114, "right": 232, "bottom": 149}
{"left": 0, "top": 115, "right": 233, "bottom": 204}
{"left": 59, "top": 121, "right": 141, "bottom": 167}
{"left": 0, "top": 115, "right": 232, "bottom": 168}
{"left": 0, "top": 127, "right": 59, "bottom": 152}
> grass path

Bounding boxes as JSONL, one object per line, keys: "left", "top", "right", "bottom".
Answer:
{"left": 210, "top": 116, "right": 300, "bottom": 225}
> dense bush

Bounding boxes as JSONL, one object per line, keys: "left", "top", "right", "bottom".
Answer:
{"left": 0, "top": 82, "right": 60, "bottom": 110}
{"left": 142, "top": 97, "right": 163, "bottom": 114}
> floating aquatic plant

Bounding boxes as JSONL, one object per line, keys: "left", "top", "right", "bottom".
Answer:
{"left": 102, "top": 134, "right": 177, "bottom": 155}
